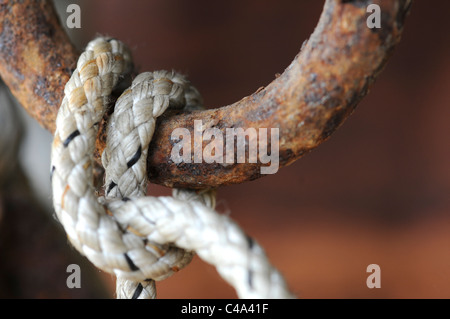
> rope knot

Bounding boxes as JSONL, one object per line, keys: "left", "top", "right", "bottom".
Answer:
{"left": 51, "top": 37, "right": 294, "bottom": 299}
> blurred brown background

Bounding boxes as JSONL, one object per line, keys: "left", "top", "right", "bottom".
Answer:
{"left": 1, "top": 0, "right": 449, "bottom": 298}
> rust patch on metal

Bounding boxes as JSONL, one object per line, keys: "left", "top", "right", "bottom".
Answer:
{"left": 0, "top": 0, "right": 412, "bottom": 189}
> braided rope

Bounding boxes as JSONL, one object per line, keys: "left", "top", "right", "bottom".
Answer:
{"left": 103, "top": 71, "right": 203, "bottom": 298}
{"left": 51, "top": 37, "right": 294, "bottom": 298}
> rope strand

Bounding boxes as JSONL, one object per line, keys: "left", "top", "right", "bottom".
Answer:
{"left": 103, "top": 71, "right": 204, "bottom": 298}
{"left": 51, "top": 37, "right": 294, "bottom": 298}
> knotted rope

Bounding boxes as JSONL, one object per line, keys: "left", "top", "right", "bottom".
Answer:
{"left": 103, "top": 71, "right": 204, "bottom": 298}
{"left": 50, "top": 37, "right": 294, "bottom": 298}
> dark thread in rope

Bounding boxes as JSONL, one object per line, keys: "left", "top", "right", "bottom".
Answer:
{"left": 63, "top": 130, "right": 80, "bottom": 147}
{"left": 124, "top": 253, "right": 140, "bottom": 271}
{"left": 131, "top": 283, "right": 144, "bottom": 299}
{"left": 107, "top": 181, "right": 117, "bottom": 195}
{"left": 126, "top": 145, "right": 142, "bottom": 168}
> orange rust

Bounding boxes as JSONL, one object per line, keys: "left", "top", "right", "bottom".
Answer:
{"left": 255, "top": 86, "right": 265, "bottom": 94}
{"left": 79, "top": 60, "right": 99, "bottom": 77}
{"left": 104, "top": 207, "right": 114, "bottom": 216}
{"left": 61, "top": 185, "right": 70, "bottom": 210}
{"left": 0, "top": 0, "right": 413, "bottom": 189}
{"left": 121, "top": 88, "right": 132, "bottom": 96}
{"left": 83, "top": 161, "right": 91, "bottom": 170}
{"left": 53, "top": 134, "right": 61, "bottom": 148}
{"left": 69, "top": 87, "right": 88, "bottom": 109}
{"left": 126, "top": 225, "right": 145, "bottom": 237}
{"left": 145, "top": 243, "right": 166, "bottom": 257}
{"left": 105, "top": 209, "right": 114, "bottom": 216}
{"left": 145, "top": 0, "right": 413, "bottom": 188}
{"left": 153, "top": 77, "right": 173, "bottom": 85}
{"left": 0, "top": 0, "right": 78, "bottom": 133}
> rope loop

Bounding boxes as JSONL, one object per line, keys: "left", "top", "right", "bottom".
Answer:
{"left": 51, "top": 37, "right": 294, "bottom": 299}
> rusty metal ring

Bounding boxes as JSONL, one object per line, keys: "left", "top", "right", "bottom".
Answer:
{"left": 0, "top": 0, "right": 413, "bottom": 188}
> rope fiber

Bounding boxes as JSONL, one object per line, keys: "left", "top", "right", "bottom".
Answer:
{"left": 50, "top": 37, "right": 294, "bottom": 298}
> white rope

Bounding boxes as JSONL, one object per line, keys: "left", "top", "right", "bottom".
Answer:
{"left": 50, "top": 37, "right": 294, "bottom": 298}
{"left": 103, "top": 71, "right": 203, "bottom": 298}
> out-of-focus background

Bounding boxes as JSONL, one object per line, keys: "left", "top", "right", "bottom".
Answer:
{"left": 0, "top": 0, "right": 449, "bottom": 298}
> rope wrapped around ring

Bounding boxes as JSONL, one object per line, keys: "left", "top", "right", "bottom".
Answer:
{"left": 50, "top": 37, "right": 294, "bottom": 298}
{"left": 103, "top": 70, "right": 206, "bottom": 298}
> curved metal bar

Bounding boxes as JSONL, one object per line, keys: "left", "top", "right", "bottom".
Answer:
{"left": 0, "top": 0, "right": 413, "bottom": 188}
